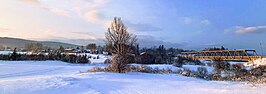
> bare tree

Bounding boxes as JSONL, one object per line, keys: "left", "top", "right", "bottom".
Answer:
{"left": 86, "top": 43, "right": 97, "bottom": 53}
{"left": 105, "top": 17, "right": 137, "bottom": 73}
{"left": 25, "top": 43, "right": 43, "bottom": 53}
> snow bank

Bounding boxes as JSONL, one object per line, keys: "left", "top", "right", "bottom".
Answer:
{"left": 183, "top": 65, "right": 214, "bottom": 73}
{"left": 89, "top": 54, "right": 111, "bottom": 64}
{"left": 130, "top": 64, "right": 214, "bottom": 74}
{"left": 244, "top": 58, "right": 266, "bottom": 68}
{"left": 0, "top": 51, "right": 12, "bottom": 55}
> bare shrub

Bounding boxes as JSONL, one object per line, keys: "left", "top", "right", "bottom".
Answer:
{"left": 231, "top": 63, "right": 249, "bottom": 80}
{"left": 153, "top": 67, "right": 160, "bottom": 73}
{"left": 197, "top": 67, "right": 208, "bottom": 78}
{"left": 250, "top": 66, "right": 266, "bottom": 77}
{"left": 213, "top": 61, "right": 230, "bottom": 71}
{"left": 205, "top": 62, "right": 212, "bottom": 66}
{"left": 88, "top": 67, "right": 104, "bottom": 72}
{"left": 104, "top": 58, "right": 111, "bottom": 64}
{"left": 140, "top": 65, "right": 153, "bottom": 73}
{"left": 173, "top": 56, "right": 183, "bottom": 67}
{"left": 111, "top": 54, "right": 132, "bottom": 73}
{"left": 127, "top": 65, "right": 140, "bottom": 72}
{"left": 189, "top": 71, "right": 197, "bottom": 78}
{"left": 161, "top": 68, "right": 173, "bottom": 74}
{"left": 182, "top": 69, "right": 191, "bottom": 76}
{"left": 212, "top": 61, "right": 230, "bottom": 79}
{"left": 175, "top": 69, "right": 183, "bottom": 74}
{"left": 104, "top": 65, "right": 113, "bottom": 72}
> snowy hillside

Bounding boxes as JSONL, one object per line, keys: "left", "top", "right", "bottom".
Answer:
{"left": 0, "top": 61, "right": 266, "bottom": 94}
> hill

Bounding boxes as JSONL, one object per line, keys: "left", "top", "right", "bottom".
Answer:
{"left": 0, "top": 37, "right": 79, "bottom": 49}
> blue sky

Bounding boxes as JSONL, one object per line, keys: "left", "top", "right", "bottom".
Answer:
{"left": 0, "top": 0, "right": 265, "bottom": 54}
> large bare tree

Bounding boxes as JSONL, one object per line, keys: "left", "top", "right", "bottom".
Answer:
{"left": 105, "top": 17, "right": 137, "bottom": 73}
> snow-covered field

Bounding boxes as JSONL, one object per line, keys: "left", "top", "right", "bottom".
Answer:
{"left": 1, "top": 61, "right": 266, "bottom": 94}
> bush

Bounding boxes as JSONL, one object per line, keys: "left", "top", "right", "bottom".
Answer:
{"left": 160, "top": 68, "right": 172, "bottom": 74}
{"left": 250, "top": 66, "right": 266, "bottom": 77}
{"left": 197, "top": 67, "right": 208, "bottom": 78}
{"left": 140, "top": 65, "right": 153, "bottom": 73}
{"left": 213, "top": 61, "right": 230, "bottom": 71}
{"left": 104, "top": 65, "right": 113, "bottom": 72}
{"left": 104, "top": 58, "right": 111, "bottom": 64}
{"left": 205, "top": 62, "right": 212, "bottom": 66}
{"left": 182, "top": 69, "right": 191, "bottom": 76}
{"left": 173, "top": 57, "right": 183, "bottom": 67}
{"left": 77, "top": 56, "right": 90, "bottom": 63}
{"left": 111, "top": 54, "right": 129, "bottom": 73}
{"left": 89, "top": 67, "right": 104, "bottom": 72}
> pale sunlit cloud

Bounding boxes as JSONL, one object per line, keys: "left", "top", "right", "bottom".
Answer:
{"left": 0, "top": 29, "right": 97, "bottom": 41}
{"left": 83, "top": 10, "right": 105, "bottom": 23}
{"left": 235, "top": 26, "right": 266, "bottom": 34}
{"left": 225, "top": 26, "right": 266, "bottom": 34}
{"left": 36, "top": 29, "right": 98, "bottom": 40}
{"left": 19, "top": 0, "right": 41, "bottom": 6}
{"left": 50, "top": 8, "right": 70, "bottom": 17}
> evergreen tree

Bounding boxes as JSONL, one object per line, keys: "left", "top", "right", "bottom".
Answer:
{"left": 10, "top": 48, "right": 18, "bottom": 60}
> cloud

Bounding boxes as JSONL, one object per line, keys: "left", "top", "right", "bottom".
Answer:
{"left": 0, "top": 29, "right": 98, "bottom": 42}
{"left": 226, "top": 26, "right": 266, "bottom": 34}
{"left": 0, "top": 27, "right": 9, "bottom": 32}
{"left": 40, "top": 29, "right": 97, "bottom": 40}
{"left": 19, "top": 0, "right": 41, "bottom": 6}
{"left": 19, "top": 0, "right": 65, "bottom": 16}
{"left": 50, "top": 8, "right": 70, "bottom": 17}
{"left": 50, "top": 38, "right": 105, "bottom": 46}
{"left": 200, "top": 19, "right": 211, "bottom": 25}
{"left": 126, "top": 22, "right": 163, "bottom": 32}
{"left": 70, "top": 31, "right": 94, "bottom": 35}
{"left": 182, "top": 17, "right": 211, "bottom": 26}
{"left": 83, "top": 10, "right": 105, "bottom": 23}
{"left": 19, "top": 0, "right": 109, "bottom": 22}
{"left": 137, "top": 35, "right": 185, "bottom": 48}
{"left": 235, "top": 26, "right": 266, "bottom": 34}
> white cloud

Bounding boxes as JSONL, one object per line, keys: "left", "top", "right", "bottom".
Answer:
{"left": 50, "top": 8, "right": 70, "bottom": 17}
{"left": 83, "top": 10, "right": 104, "bottom": 23}
{"left": 200, "top": 19, "right": 211, "bottom": 25}
{"left": 234, "top": 26, "right": 266, "bottom": 34}
{"left": 20, "top": 0, "right": 110, "bottom": 23}
{"left": 182, "top": 17, "right": 211, "bottom": 26}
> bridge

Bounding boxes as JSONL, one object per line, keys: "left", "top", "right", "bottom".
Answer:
{"left": 180, "top": 50, "right": 264, "bottom": 62}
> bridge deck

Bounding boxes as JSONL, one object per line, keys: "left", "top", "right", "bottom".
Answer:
{"left": 180, "top": 50, "right": 263, "bottom": 61}
{"left": 181, "top": 56, "right": 263, "bottom": 61}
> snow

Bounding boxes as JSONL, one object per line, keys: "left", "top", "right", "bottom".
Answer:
{"left": 0, "top": 51, "right": 12, "bottom": 55}
{"left": 131, "top": 64, "right": 180, "bottom": 71}
{"left": 131, "top": 64, "right": 213, "bottom": 73}
{"left": 244, "top": 58, "right": 266, "bottom": 68}
{"left": 183, "top": 65, "right": 214, "bottom": 73}
{"left": 0, "top": 61, "right": 266, "bottom": 94}
{"left": 229, "top": 61, "right": 247, "bottom": 65}
{"left": 89, "top": 54, "right": 111, "bottom": 64}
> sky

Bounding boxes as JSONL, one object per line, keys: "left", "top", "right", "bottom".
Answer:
{"left": 0, "top": 0, "right": 265, "bottom": 54}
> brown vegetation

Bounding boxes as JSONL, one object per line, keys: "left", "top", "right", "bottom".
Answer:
{"left": 105, "top": 17, "right": 137, "bottom": 73}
